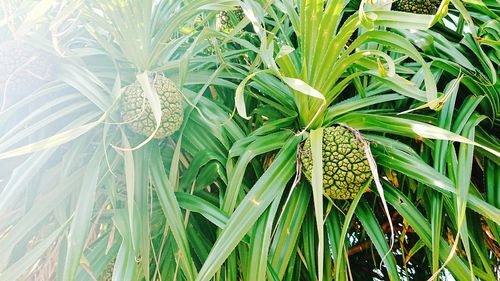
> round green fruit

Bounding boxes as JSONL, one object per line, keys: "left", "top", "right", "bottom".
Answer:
{"left": 120, "top": 76, "right": 183, "bottom": 139}
{"left": 391, "top": 0, "right": 441, "bottom": 15}
{"left": 218, "top": 7, "right": 245, "bottom": 32}
{"left": 301, "top": 126, "right": 372, "bottom": 200}
{"left": 98, "top": 259, "right": 115, "bottom": 281}
{"left": 0, "top": 40, "right": 55, "bottom": 108}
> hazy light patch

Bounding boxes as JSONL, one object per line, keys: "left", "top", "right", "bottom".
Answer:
{"left": 251, "top": 23, "right": 262, "bottom": 35}
{"left": 241, "top": 6, "right": 262, "bottom": 35}
{"left": 243, "top": 7, "right": 258, "bottom": 23}
{"left": 251, "top": 198, "right": 260, "bottom": 205}
{"left": 443, "top": 269, "right": 456, "bottom": 281}
{"left": 445, "top": 14, "right": 471, "bottom": 34}
{"left": 432, "top": 178, "right": 448, "bottom": 190}
{"left": 410, "top": 123, "right": 449, "bottom": 141}
{"left": 414, "top": 38, "right": 428, "bottom": 45}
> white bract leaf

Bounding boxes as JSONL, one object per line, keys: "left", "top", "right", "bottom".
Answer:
{"left": 282, "top": 77, "right": 324, "bottom": 100}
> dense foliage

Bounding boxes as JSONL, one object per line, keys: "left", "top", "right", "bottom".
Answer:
{"left": 0, "top": 0, "right": 499, "bottom": 280}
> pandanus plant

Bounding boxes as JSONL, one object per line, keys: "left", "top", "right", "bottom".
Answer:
{"left": 0, "top": 0, "right": 499, "bottom": 280}
{"left": 192, "top": 0, "right": 500, "bottom": 280}
{"left": 0, "top": 0, "right": 247, "bottom": 280}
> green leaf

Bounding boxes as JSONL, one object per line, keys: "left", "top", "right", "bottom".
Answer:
{"left": 62, "top": 146, "right": 105, "bottom": 280}
{"left": 246, "top": 197, "right": 281, "bottom": 281}
{"left": 356, "top": 200, "right": 399, "bottom": 281}
{"left": 336, "top": 113, "right": 500, "bottom": 158}
{"left": 177, "top": 193, "right": 228, "bottom": 229}
{"left": 196, "top": 136, "right": 301, "bottom": 281}
{"left": 383, "top": 183, "right": 473, "bottom": 280}
{"left": 0, "top": 221, "right": 68, "bottom": 280}
{"left": 309, "top": 128, "right": 324, "bottom": 281}
{"left": 269, "top": 183, "right": 311, "bottom": 280}
{"left": 224, "top": 131, "right": 293, "bottom": 214}
{"left": 150, "top": 142, "right": 198, "bottom": 281}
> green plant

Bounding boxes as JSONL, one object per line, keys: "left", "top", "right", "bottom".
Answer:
{"left": 392, "top": 0, "right": 442, "bottom": 15}
{"left": 194, "top": 1, "right": 500, "bottom": 280}
{"left": 0, "top": 0, "right": 241, "bottom": 280}
{"left": 0, "top": 40, "right": 55, "bottom": 110}
{"left": 120, "top": 75, "right": 184, "bottom": 138}
{"left": 0, "top": 0, "right": 499, "bottom": 281}
{"left": 301, "top": 125, "right": 372, "bottom": 200}
{"left": 218, "top": 7, "right": 245, "bottom": 32}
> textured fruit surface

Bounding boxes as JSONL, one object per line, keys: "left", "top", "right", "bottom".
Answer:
{"left": 218, "top": 8, "right": 245, "bottom": 32}
{"left": 98, "top": 259, "right": 114, "bottom": 281}
{"left": 392, "top": 0, "right": 441, "bottom": 15}
{"left": 301, "top": 126, "right": 371, "bottom": 200}
{"left": 0, "top": 40, "right": 54, "bottom": 108}
{"left": 121, "top": 76, "right": 183, "bottom": 138}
